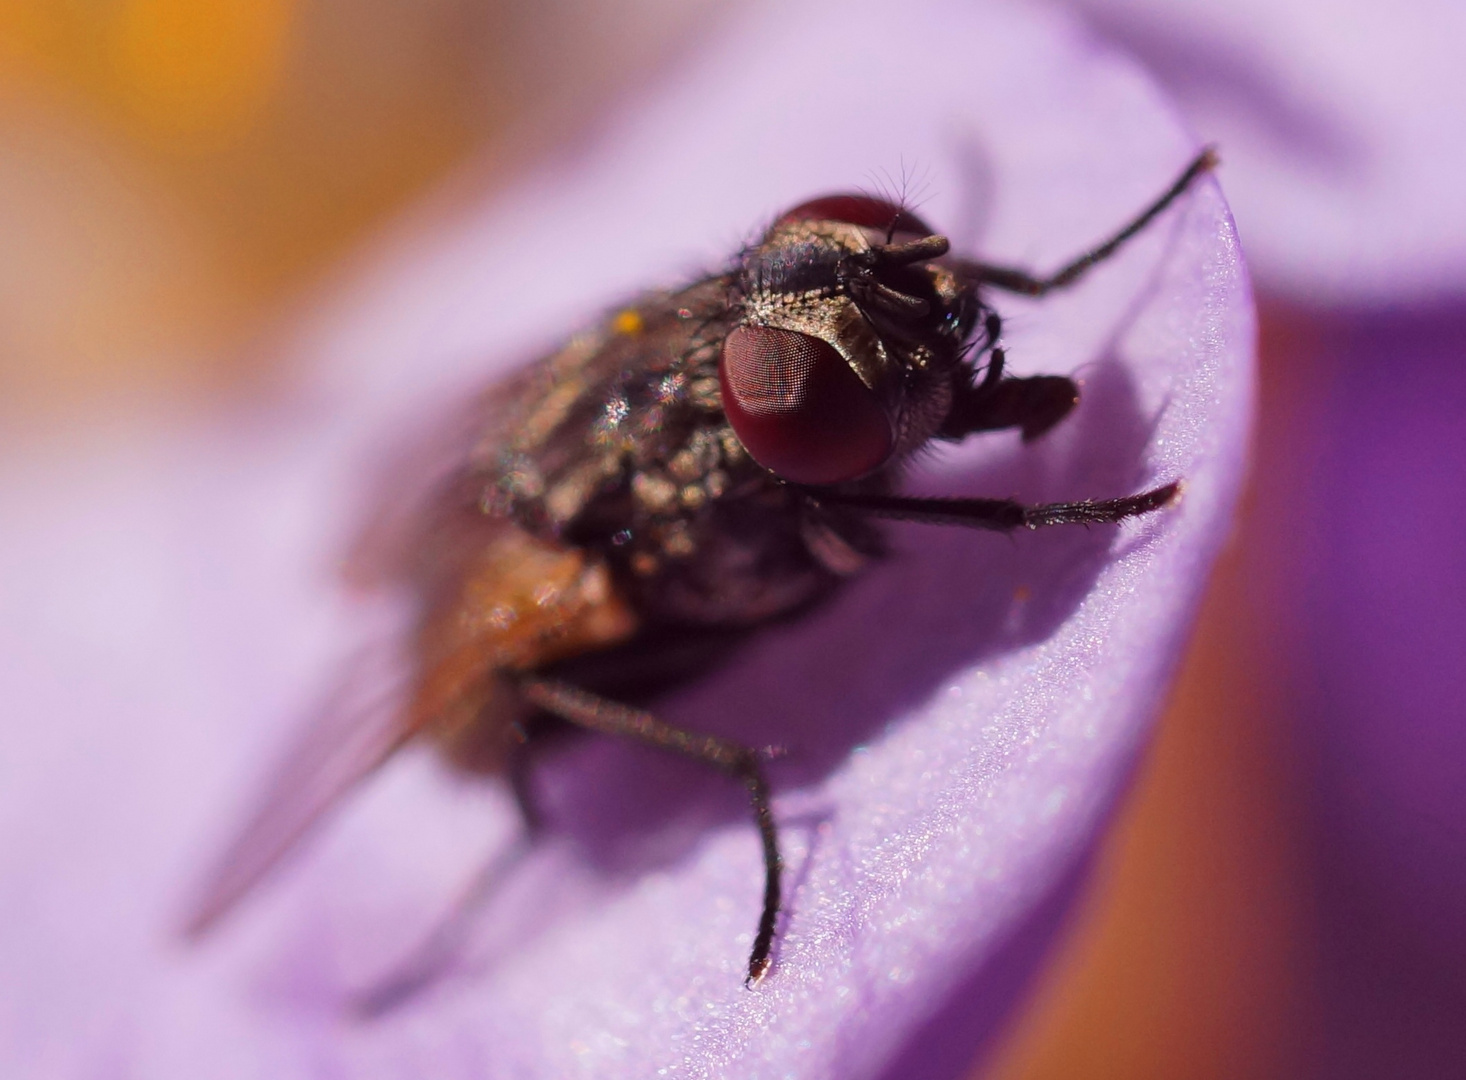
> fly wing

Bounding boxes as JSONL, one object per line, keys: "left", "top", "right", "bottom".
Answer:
{"left": 342, "top": 366, "right": 538, "bottom": 592}
{"left": 183, "top": 642, "right": 415, "bottom": 937}
{"left": 184, "top": 525, "right": 640, "bottom": 937}
{"left": 185, "top": 396, "right": 516, "bottom": 937}
{"left": 185, "top": 486, "right": 633, "bottom": 936}
{"left": 185, "top": 282, "right": 720, "bottom": 936}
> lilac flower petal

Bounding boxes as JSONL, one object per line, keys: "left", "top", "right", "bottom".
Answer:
{"left": 1060, "top": 0, "right": 1466, "bottom": 302}
{"left": 1051, "top": 1, "right": 1466, "bottom": 1068}
{"left": 0, "top": 1, "right": 1252, "bottom": 1077}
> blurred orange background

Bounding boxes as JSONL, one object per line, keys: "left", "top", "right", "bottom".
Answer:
{"left": 0, "top": 0, "right": 710, "bottom": 420}
{"left": 0, "top": 4, "right": 1317, "bottom": 1074}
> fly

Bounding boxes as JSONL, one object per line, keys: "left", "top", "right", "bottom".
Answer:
{"left": 187, "top": 148, "right": 1218, "bottom": 989}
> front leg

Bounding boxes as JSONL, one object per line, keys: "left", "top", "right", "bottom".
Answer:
{"left": 800, "top": 482, "right": 1180, "bottom": 531}
{"left": 941, "top": 345, "right": 1079, "bottom": 442}
{"left": 953, "top": 148, "right": 1218, "bottom": 297}
{"left": 941, "top": 311, "right": 1078, "bottom": 442}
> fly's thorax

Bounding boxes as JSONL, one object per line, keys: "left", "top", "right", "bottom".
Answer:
{"left": 465, "top": 271, "right": 893, "bottom": 630}
{"left": 484, "top": 284, "right": 735, "bottom": 530}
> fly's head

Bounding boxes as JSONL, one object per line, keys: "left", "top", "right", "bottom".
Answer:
{"left": 722, "top": 195, "right": 982, "bottom": 486}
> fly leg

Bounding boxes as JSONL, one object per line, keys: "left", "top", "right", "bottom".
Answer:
{"left": 354, "top": 724, "right": 546, "bottom": 1016}
{"left": 941, "top": 147, "right": 1217, "bottom": 445}
{"left": 942, "top": 310, "right": 1079, "bottom": 442}
{"left": 800, "top": 481, "right": 1180, "bottom": 530}
{"left": 516, "top": 677, "right": 782, "bottom": 988}
{"left": 497, "top": 738, "right": 542, "bottom": 833}
{"left": 953, "top": 148, "right": 1217, "bottom": 297}
{"left": 354, "top": 825, "right": 536, "bottom": 1018}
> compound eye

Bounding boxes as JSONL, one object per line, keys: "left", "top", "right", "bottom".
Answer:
{"left": 775, "top": 194, "right": 934, "bottom": 237}
{"left": 719, "top": 326, "right": 894, "bottom": 484}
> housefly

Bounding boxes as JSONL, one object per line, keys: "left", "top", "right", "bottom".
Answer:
{"left": 188, "top": 149, "right": 1218, "bottom": 988}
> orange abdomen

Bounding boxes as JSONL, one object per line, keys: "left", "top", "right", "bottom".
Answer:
{"left": 405, "top": 528, "right": 638, "bottom": 759}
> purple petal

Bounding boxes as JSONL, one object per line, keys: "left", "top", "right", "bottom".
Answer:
{"left": 1049, "top": 2, "right": 1466, "bottom": 1071}
{"left": 1061, "top": 0, "right": 1466, "bottom": 301}
{"left": 0, "top": 1, "right": 1251, "bottom": 1077}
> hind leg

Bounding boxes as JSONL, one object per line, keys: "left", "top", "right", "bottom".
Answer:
{"left": 517, "top": 677, "right": 783, "bottom": 987}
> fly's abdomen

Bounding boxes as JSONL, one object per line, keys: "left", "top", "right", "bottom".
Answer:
{"left": 407, "top": 528, "right": 638, "bottom": 757}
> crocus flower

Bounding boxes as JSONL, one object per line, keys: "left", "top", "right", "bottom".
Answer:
{"left": 0, "top": 1, "right": 1251, "bottom": 1077}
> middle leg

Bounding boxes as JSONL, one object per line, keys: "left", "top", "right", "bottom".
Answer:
{"left": 799, "top": 482, "right": 1180, "bottom": 531}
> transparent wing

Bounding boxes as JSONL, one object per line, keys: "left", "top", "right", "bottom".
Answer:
{"left": 184, "top": 368, "right": 536, "bottom": 937}
{"left": 183, "top": 642, "right": 415, "bottom": 938}
{"left": 183, "top": 286, "right": 705, "bottom": 937}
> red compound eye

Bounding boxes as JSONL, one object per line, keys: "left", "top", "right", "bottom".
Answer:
{"left": 775, "top": 194, "right": 934, "bottom": 237}
{"left": 719, "top": 326, "right": 894, "bottom": 484}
